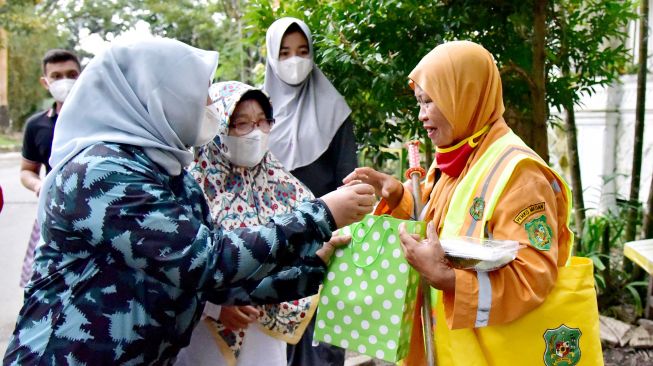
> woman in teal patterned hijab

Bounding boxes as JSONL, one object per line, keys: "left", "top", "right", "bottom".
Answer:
{"left": 3, "top": 40, "right": 374, "bottom": 366}
{"left": 177, "top": 81, "right": 319, "bottom": 366}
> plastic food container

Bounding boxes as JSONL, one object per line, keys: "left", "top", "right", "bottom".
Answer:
{"left": 440, "top": 237, "right": 520, "bottom": 272}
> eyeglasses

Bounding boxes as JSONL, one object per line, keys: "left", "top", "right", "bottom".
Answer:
{"left": 230, "top": 118, "right": 275, "bottom": 136}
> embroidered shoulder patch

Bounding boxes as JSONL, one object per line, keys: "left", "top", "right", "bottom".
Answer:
{"left": 543, "top": 324, "right": 582, "bottom": 366}
{"left": 514, "top": 202, "right": 546, "bottom": 224}
{"left": 469, "top": 197, "right": 485, "bottom": 221}
{"left": 525, "top": 214, "right": 553, "bottom": 250}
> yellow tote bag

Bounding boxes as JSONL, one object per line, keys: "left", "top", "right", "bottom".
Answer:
{"left": 433, "top": 256, "right": 603, "bottom": 366}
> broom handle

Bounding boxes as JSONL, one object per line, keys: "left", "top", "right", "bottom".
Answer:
{"left": 410, "top": 173, "right": 436, "bottom": 366}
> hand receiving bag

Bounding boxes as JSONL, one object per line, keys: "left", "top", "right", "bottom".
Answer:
{"left": 314, "top": 214, "right": 425, "bottom": 362}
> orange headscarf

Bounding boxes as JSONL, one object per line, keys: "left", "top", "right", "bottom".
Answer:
{"left": 407, "top": 40, "right": 509, "bottom": 232}
{"left": 403, "top": 41, "right": 512, "bottom": 365}
{"left": 408, "top": 40, "right": 504, "bottom": 143}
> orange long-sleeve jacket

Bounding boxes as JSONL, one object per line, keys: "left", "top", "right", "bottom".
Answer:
{"left": 375, "top": 125, "right": 571, "bottom": 330}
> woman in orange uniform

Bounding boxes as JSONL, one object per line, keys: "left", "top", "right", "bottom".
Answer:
{"left": 344, "top": 41, "right": 602, "bottom": 365}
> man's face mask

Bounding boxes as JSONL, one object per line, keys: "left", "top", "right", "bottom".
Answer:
{"left": 220, "top": 128, "right": 269, "bottom": 167}
{"left": 47, "top": 78, "right": 76, "bottom": 103}
{"left": 277, "top": 56, "right": 313, "bottom": 85}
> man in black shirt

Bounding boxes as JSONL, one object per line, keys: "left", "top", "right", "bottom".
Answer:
{"left": 19, "top": 49, "right": 80, "bottom": 287}
{"left": 21, "top": 49, "right": 80, "bottom": 190}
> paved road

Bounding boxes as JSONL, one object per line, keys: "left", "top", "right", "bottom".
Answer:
{"left": 0, "top": 152, "right": 35, "bottom": 355}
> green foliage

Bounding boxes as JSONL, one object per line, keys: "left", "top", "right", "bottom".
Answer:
{"left": 134, "top": 1, "right": 252, "bottom": 82}
{"left": 246, "top": 0, "right": 454, "bottom": 167}
{"left": 25, "top": 0, "right": 261, "bottom": 83}
{"left": 8, "top": 29, "right": 68, "bottom": 130}
{"left": 0, "top": 1, "right": 48, "bottom": 36}
{"left": 5, "top": 0, "right": 264, "bottom": 130}
{"left": 548, "top": 0, "right": 637, "bottom": 111}
{"left": 578, "top": 210, "right": 649, "bottom": 318}
{"left": 4, "top": 0, "right": 637, "bottom": 143}
{"left": 246, "top": 0, "right": 636, "bottom": 169}
{"left": 577, "top": 212, "right": 627, "bottom": 255}
{"left": 2, "top": 1, "right": 69, "bottom": 130}
{"left": 0, "top": 133, "right": 20, "bottom": 147}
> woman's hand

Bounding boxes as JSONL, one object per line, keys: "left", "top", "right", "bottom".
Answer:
{"left": 316, "top": 234, "right": 351, "bottom": 264}
{"left": 321, "top": 184, "right": 375, "bottom": 228}
{"left": 342, "top": 167, "right": 403, "bottom": 208}
{"left": 399, "top": 222, "right": 455, "bottom": 292}
{"left": 219, "top": 305, "right": 259, "bottom": 330}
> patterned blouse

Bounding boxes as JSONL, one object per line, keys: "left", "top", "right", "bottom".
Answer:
{"left": 3, "top": 143, "right": 333, "bottom": 365}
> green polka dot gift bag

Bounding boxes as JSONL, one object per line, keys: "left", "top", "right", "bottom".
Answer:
{"left": 314, "top": 214, "right": 425, "bottom": 363}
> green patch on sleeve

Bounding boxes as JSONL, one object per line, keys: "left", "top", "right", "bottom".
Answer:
{"left": 524, "top": 214, "right": 553, "bottom": 251}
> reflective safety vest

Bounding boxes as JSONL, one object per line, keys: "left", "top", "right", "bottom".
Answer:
{"left": 429, "top": 131, "right": 603, "bottom": 366}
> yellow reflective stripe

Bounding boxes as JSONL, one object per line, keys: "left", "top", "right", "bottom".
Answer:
{"left": 444, "top": 131, "right": 530, "bottom": 238}
{"left": 441, "top": 132, "right": 516, "bottom": 238}
{"left": 484, "top": 154, "right": 574, "bottom": 264}
{"left": 436, "top": 130, "right": 576, "bottom": 335}
{"left": 481, "top": 154, "right": 541, "bottom": 230}
{"left": 465, "top": 147, "right": 536, "bottom": 238}
{"left": 442, "top": 130, "right": 574, "bottom": 262}
{"left": 444, "top": 132, "right": 574, "bottom": 264}
{"left": 548, "top": 166, "right": 575, "bottom": 262}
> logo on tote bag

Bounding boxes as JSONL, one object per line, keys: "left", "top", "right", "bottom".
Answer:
{"left": 543, "top": 324, "right": 581, "bottom": 366}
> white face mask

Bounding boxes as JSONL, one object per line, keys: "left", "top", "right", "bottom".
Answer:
{"left": 191, "top": 103, "right": 221, "bottom": 147}
{"left": 277, "top": 56, "right": 313, "bottom": 85}
{"left": 221, "top": 128, "right": 269, "bottom": 167}
{"left": 47, "top": 78, "right": 76, "bottom": 103}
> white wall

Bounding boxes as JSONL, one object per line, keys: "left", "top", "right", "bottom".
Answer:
{"left": 614, "top": 75, "right": 653, "bottom": 206}
{"left": 549, "top": 6, "right": 653, "bottom": 218}
{"left": 550, "top": 70, "right": 653, "bottom": 216}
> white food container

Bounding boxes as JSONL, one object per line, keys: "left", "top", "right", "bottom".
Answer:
{"left": 440, "top": 237, "right": 520, "bottom": 272}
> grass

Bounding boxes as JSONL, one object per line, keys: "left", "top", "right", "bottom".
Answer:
{"left": 0, "top": 133, "right": 21, "bottom": 148}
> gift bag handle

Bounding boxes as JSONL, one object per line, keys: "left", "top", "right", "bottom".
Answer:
{"left": 350, "top": 215, "right": 397, "bottom": 268}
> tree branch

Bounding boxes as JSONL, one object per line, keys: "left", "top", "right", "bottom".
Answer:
{"left": 500, "top": 61, "right": 536, "bottom": 91}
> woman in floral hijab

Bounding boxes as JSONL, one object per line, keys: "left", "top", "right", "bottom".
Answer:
{"left": 176, "top": 81, "right": 318, "bottom": 366}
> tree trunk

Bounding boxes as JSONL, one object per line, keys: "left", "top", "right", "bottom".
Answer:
{"left": 625, "top": 0, "right": 649, "bottom": 243}
{"left": 424, "top": 136, "right": 433, "bottom": 170}
{"left": 601, "top": 223, "right": 611, "bottom": 295}
{"left": 643, "top": 174, "right": 653, "bottom": 239}
{"left": 0, "top": 27, "right": 9, "bottom": 133}
{"left": 623, "top": 0, "right": 649, "bottom": 276}
{"left": 600, "top": 82, "right": 622, "bottom": 214}
{"left": 564, "top": 103, "right": 585, "bottom": 250}
{"left": 530, "top": 0, "right": 549, "bottom": 163}
{"left": 557, "top": 1, "right": 585, "bottom": 250}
